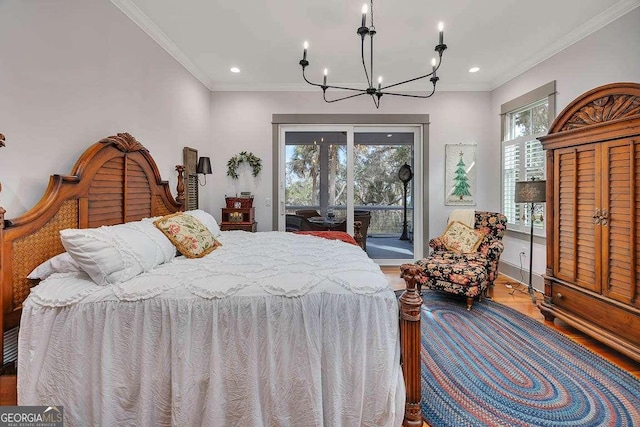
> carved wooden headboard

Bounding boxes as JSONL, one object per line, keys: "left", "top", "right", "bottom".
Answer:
{"left": 0, "top": 133, "right": 184, "bottom": 357}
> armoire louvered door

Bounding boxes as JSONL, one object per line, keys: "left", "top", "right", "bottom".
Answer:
{"left": 601, "top": 139, "right": 639, "bottom": 307}
{"left": 553, "top": 144, "right": 601, "bottom": 292}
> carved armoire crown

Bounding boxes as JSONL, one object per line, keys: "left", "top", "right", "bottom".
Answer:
{"left": 538, "top": 82, "right": 640, "bottom": 362}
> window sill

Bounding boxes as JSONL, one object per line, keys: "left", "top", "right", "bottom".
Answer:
{"left": 505, "top": 228, "right": 546, "bottom": 241}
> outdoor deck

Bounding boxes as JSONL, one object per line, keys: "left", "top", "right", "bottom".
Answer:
{"left": 365, "top": 235, "right": 414, "bottom": 260}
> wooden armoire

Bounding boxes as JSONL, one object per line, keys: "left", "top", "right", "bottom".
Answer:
{"left": 538, "top": 82, "right": 640, "bottom": 362}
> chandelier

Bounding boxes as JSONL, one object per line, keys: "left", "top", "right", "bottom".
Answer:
{"left": 298, "top": 0, "right": 447, "bottom": 108}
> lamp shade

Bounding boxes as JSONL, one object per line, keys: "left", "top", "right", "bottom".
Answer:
{"left": 515, "top": 179, "right": 546, "bottom": 203}
{"left": 196, "top": 157, "right": 212, "bottom": 175}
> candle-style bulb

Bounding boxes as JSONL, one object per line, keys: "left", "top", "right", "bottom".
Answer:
{"left": 431, "top": 57, "right": 437, "bottom": 78}
{"left": 303, "top": 41, "right": 308, "bottom": 61}
{"left": 438, "top": 22, "right": 444, "bottom": 45}
{"left": 323, "top": 68, "right": 328, "bottom": 86}
{"left": 377, "top": 76, "right": 382, "bottom": 90}
{"left": 361, "top": 4, "right": 367, "bottom": 27}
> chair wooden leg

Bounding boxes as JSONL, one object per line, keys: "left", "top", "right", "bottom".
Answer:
{"left": 484, "top": 283, "right": 494, "bottom": 300}
{"left": 466, "top": 297, "right": 474, "bottom": 311}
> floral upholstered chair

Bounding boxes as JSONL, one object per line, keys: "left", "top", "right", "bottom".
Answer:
{"left": 413, "top": 211, "right": 507, "bottom": 310}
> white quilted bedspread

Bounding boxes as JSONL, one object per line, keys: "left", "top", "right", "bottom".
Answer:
{"left": 18, "top": 231, "right": 404, "bottom": 426}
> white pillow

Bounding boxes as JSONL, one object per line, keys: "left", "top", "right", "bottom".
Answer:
{"left": 27, "top": 252, "right": 82, "bottom": 280}
{"left": 185, "top": 209, "right": 222, "bottom": 238}
{"left": 60, "top": 220, "right": 176, "bottom": 286}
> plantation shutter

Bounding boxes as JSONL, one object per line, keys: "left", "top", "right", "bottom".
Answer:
{"left": 502, "top": 142, "right": 520, "bottom": 225}
{"left": 524, "top": 139, "right": 545, "bottom": 181}
{"left": 183, "top": 147, "right": 199, "bottom": 210}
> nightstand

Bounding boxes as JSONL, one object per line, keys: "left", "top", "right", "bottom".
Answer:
{"left": 220, "top": 207, "right": 257, "bottom": 232}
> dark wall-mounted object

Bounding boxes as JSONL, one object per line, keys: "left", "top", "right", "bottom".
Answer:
{"left": 183, "top": 147, "right": 199, "bottom": 210}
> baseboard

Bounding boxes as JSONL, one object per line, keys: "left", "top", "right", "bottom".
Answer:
{"left": 498, "top": 260, "right": 544, "bottom": 292}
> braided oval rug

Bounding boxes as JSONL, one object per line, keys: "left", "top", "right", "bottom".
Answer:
{"left": 419, "top": 292, "right": 640, "bottom": 427}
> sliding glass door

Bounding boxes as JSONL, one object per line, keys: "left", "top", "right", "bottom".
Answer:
{"left": 279, "top": 125, "right": 423, "bottom": 264}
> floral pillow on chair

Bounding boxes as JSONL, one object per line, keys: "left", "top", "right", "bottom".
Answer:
{"left": 440, "top": 221, "right": 485, "bottom": 254}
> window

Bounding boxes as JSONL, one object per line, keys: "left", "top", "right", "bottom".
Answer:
{"left": 501, "top": 82, "right": 555, "bottom": 234}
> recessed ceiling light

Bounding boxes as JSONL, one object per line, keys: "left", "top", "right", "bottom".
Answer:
{"left": 469, "top": 67, "right": 480, "bottom": 73}
{"left": 387, "top": 134, "right": 393, "bottom": 137}
{"left": 230, "top": 67, "right": 240, "bottom": 73}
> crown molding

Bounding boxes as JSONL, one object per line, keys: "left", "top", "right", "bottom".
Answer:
{"left": 210, "top": 82, "right": 492, "bottom": 92}
{"left": 110, "top": 0, "right": 214, "bottom": 91}
{"left": 490, "top": 0, "right": 640, "bottom": 90}
{"left": 112, "top": 0, "right": 638, "bottom": 95}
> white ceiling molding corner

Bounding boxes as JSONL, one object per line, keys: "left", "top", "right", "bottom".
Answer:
{"left": 490, "top": 0, "right": 640, "bottom": 90}
{"left": 110, "top": 0, "right": 215, "bottom": 91}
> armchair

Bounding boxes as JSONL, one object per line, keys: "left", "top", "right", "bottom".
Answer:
{"left": 413, "top": 211, "right": 507, "bottom": 310}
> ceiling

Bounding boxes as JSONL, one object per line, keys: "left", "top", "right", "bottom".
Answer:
{"left": 115, "top": 0, "right": 638, "bottom": 92}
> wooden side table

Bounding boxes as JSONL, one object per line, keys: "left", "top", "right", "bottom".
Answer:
{"left": 220, "top": 207, "right": 257, "bottom": 232}
{"left": 220, "top": 221, "right": 257, "bottom": 232}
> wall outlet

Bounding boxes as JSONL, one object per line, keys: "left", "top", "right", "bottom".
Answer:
{"left": 520, "top": 246, "right": 527, "bottom": 256}
{"left": 265, "top": 197, "right": 271, "bottom": 207}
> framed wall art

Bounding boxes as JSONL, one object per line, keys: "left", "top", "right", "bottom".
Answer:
{"left": 445, "top": 144, "right": 476, "bottom": 206}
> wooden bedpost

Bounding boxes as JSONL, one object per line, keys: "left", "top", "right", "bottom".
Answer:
{"left": 353, "top": 220, "right": 363, "bottom": 249}
{"left": 399, "top": 263, "right": 424, "bottom": 427}
{"left": 175, "top": 165, "right": 185, "bottom": 210}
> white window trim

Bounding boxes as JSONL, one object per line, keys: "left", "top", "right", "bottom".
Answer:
{"left": 500, "top": 81, "right": 556, "bottom": 237}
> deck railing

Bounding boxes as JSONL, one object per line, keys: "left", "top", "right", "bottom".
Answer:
{"left": 286, "top": 205, "right": 414, "bottom": 236}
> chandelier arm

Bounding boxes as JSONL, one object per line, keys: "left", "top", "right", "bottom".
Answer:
{"left": 324, "top": 84, "right": 369, "bottom": 92}
{"left": 360, "top": 36, "right": 372, "bottom": 88}
{"left": 370, "top": 33, "right": 374, "bottom": 87}
{"left": 323, "top": 91, "right": 368, "bottom": 103}
{"left": 380, "top": 55, "right": 443, "bottom": 91}
{"left": 380, "top": 85, "right": 437, "bottom": 99}
{"left": 303, "top": 67, "right": 368, "bottom": 93}
{"left": 301, "top": 68, "right": 328, "bottom": 89}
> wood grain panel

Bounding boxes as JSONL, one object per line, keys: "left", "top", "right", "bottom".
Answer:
{"left": 555, "top": 150, "right": 576, "bottom": 282}
{"left": 575, "top": 147, "right": 599, "bottom": 291}
{"left": 603, "top": 142, "right": 633, "bottom": 303}
{"left": 89, "top": 157, "right": 124, "bottom": 225}
{"left": 125, "top": 158, "right": 151, "bottom": 222}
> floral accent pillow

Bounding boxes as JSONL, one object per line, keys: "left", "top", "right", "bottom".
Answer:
{"left": 440, "top": 221, "right": 485, "bottom": 254}
{"left": 154, "top": 213, "right": 221, "bottom": 258}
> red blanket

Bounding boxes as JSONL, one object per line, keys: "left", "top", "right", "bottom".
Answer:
{"left": 293, "top": 231, "right": 359, "bottom": 246}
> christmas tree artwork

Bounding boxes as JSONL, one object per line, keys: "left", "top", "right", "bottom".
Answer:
{"left": 453, "top": 152, "right": 471, "bottom": 200}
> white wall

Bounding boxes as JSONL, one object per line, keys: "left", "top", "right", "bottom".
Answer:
{"left": 490, "top": 7, "right": 640, "bottom": 285}
{"left": 208, "top": 90, "right": 493, "bottom": 235}
{"left": 0, "top": 0, "right": 211, "bottom": 217}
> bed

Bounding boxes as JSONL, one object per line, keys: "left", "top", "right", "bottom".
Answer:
{"left": 0, "top": 133, "right": 423, "bottom": 426}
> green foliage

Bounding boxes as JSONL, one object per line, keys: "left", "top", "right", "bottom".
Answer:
{"left": 227, "top": 151, "right": 262, "bottom": 179}
{"left": 285, "top": 143, "right": 412, "bottom": 208}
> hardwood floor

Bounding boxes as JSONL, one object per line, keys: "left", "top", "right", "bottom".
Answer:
{"left": 382, "top": 267, "right": 640, "bottom": 379}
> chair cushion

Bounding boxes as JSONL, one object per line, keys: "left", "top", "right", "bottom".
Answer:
{"left": 440, "top": 221, "right": 485, "bottom": 254}
{"left": 416, "top": 252, "right": 488, "bottom": 288}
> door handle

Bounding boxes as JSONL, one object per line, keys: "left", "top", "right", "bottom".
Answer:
{"left": 601, "top": 209, "right": 608, "bottom": 226}
{"left": 593, "top": 208, "right": 600, "bottom": 225}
